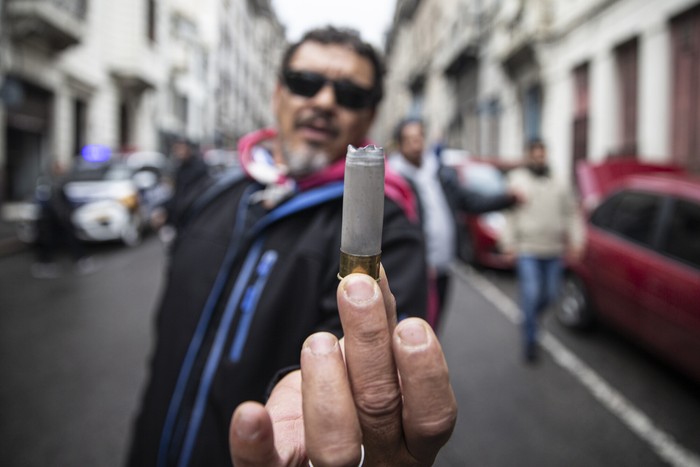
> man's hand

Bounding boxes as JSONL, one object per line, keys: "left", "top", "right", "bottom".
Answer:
{"left": 501, "top": 249, "right": 517, "bottom": 266}
{"left": 149, "top": 207, "right": 167, "bottom": 230}
{"left": 229, "top": 267, "right": 457, "bottom": 466}
{"left": 567, "top": 245, "right": 585, "bottom": 263}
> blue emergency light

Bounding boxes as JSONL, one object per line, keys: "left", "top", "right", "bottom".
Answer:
{"left": 81, "top": 144, "right": 111, "bottom": 163}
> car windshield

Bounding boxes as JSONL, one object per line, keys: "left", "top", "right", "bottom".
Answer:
{"left": 68, "top": 163, "right": 132, "bottom": 182}
{"left": 459, "top": 164, "right": 507, "bottom": 196}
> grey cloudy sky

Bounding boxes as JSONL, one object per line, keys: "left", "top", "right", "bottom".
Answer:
{"left": 271, "top": 0, "right": 397, "bottom": 48}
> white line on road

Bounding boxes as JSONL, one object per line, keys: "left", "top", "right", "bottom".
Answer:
{"left": 452, "top": 264, "right": 700, "bottom": 467}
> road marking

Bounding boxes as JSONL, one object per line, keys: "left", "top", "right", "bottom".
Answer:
{"left": 452, "top": 264, "right": 700, "bottom": 467}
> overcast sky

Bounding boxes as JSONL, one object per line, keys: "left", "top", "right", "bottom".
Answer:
{"left": 271, "top": 0, "right": 398, "bottom": 49}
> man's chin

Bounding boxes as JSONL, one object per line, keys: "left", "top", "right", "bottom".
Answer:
{"left": 282, "top": 145, "right": 331, "bottom": 178}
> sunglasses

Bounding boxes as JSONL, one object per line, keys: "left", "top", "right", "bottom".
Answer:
{"left": 281, "top": 70, "right": 375, "bottom": 110}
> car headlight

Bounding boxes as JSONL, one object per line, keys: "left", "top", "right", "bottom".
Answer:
{"left": 119, "top": 193, "right": 139, "bottom": 210}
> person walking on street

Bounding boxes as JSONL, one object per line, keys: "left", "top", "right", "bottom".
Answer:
{"left": 151, "top": 139, "right": 210, "bottom": 244}
{"left": 390, "top": 118, "right": 520, "bottom": 327}
{"left": 31, "top": 161, "right": 95, "bottom": 277}
{"left": 500, "top": 139, "right": 585, "bottom": 362}
{"left": 127, "top": 27, "right": 456, "bottom": 467}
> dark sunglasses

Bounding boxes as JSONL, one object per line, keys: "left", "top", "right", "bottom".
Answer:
{"left": 281, "top": 70, "right": 375, "bottom": 110}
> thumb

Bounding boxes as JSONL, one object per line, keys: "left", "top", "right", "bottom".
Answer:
{"left": 229, "top": 402, "right": 281, "bottom": 467}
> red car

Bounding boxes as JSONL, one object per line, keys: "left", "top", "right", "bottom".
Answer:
{"left": 557, "top": 159, "right": 700, "bottom": 382}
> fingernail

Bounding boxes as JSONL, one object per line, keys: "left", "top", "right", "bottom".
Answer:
{"left": 306, "top": 333, "right": 337, "bottom": 355}
{"left": 342, "top": 274, "right": 377, "bottom": 305}
{"left": 398, "top": 320, "right": 428, "bottom": 348}
{"left": 235, "top": 410, "right": 261, "bottom": 441}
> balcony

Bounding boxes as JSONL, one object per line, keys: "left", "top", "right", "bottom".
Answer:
{"left": 7, "top": 0, "right": 87, "bottom": 54}
{"left": 111, "top": 70, "right": 156, "bottom": 96}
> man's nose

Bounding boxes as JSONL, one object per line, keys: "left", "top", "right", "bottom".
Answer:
{"left": 310, "top": 82, "right": 337, "bottom": 108}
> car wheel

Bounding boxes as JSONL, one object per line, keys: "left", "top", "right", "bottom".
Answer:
{"left": 556, "top": 273, "right": 594, "bottom": 330}
{"left": 121, "top": 215, "right": 143, "bottom": 247}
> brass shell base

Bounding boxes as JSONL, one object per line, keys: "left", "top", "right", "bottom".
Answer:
{"left": 338, "top": 251, "right": 381, "bottom": 281}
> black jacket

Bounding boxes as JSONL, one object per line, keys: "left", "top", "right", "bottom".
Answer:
{"left": 127, "top": 169, "right": 428, "bottom": 466}
{"left": 164, "top": 156, "right": 210, "bottom": 229}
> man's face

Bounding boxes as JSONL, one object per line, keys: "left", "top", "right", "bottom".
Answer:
{"left": 172, "top": 142, "right": 191, "bottom": 161}
{"left": 528, "top": 145, "right": 547, "bottom": 167}
{"left": 273, "top": 41, "right": 377, "bottom": 177}
{"left": 398, "top": 122, "right": 425, "bottom": 167}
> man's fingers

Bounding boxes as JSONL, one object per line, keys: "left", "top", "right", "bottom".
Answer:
{"left": 229, "top": 401, "right": 281, "bottom": 467}
{"left": 301, "top": 332, "right": 362, "bottom": 466}
{"left": 393, "top": 318, "right": 458, "bottom": 464}
{"left": 231, "top": 371, "right": 307, "bottom": 467}
{"left": 337, "top": 273, "right": 403, "bottom": 455}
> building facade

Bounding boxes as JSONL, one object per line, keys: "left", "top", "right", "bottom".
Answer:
{"left": 0, "top": 0, "right": 284, "bottom": 211}
{"left": 378, "top": 0, "right": 700, "bottom": 180}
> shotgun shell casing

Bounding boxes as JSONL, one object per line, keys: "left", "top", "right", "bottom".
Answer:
{"left": 339, "top": 144, "right": 385, "bottom": 280}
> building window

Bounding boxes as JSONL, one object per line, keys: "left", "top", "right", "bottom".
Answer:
{"left": 73, "top": 99, "right": 87, "bottom": 158}
{"left": 670, "top": 5, "right": 700, "bottom": 172}
{"left": 175, "top": 94, "right": 188, "bottom": 127}
{"left": 523, "top": 84, "right": 542, "bottom": 143}
{"left": 408, "top": 74, "right": 425, "bottom": 119}
{"left": 615, "top": 37, "right": 639, "bottom": 156}
{"left": 572, "top": 62, "right": 590, "bottom": 172}
{"left": 147, "top": 0, "right": 157, "bottom": 42}
{"left": 119, "top": 102, "right": 131, "bottom": 150}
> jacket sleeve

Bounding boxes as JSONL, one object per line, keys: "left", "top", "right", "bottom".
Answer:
{"left": 439, "top": 165, "right": 517, "bottom": 214}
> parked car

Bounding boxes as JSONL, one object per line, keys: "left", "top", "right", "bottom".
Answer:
{"left": 557, "top": 158, "right": 700, "bottom": 382}
{"left": 450, "top": 158, "right": 518, "bottom": 269}
{"left": 64, "top": 157, "right": 172, "bottom": 246}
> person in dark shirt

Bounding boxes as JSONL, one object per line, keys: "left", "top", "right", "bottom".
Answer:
{"left": 127, "top": 27, "right": 456, "bottom": 467}
{"left": 32, "top": 161, "right": 94, "bottom": 277}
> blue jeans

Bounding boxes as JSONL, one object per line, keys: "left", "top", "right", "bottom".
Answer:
{"left": 517, "top": 255, "right": 564, "bottom": 348}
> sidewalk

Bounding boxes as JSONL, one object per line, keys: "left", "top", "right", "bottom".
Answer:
{"left": 0, "top": 220, "right": 28, "bottom": 257}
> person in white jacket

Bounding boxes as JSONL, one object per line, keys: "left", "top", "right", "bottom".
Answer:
{"left": 500, "top": 140, "right": 585, "bottom": 362}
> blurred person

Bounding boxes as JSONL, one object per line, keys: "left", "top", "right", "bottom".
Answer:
{"left": 151, "top": 139, "right": 210, "bottom": 241}
{"left": 31, "top": 161, "right": 95, "bottom": 277}
{"left": 127, "top": 26, "right": 456, "bottom": 467}
{"left": 500, "top": 139, "right": 585, "bottom": 362}
{"left": 390, "top": 118, "right": 520, "bottom": 327}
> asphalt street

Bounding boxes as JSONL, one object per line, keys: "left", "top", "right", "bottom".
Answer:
{"left": 1, "top": 236, "right": 699, "bottom": 466}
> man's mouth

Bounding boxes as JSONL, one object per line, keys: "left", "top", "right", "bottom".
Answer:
{"left": 296, "top": 116, "right": 339, "bottom": 142}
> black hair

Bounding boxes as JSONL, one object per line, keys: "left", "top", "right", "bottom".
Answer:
{"left": 393, "top": 117, "right": 424, "bottom": 144}
{"left": 279, "top": 26, "right": 385, "bottom": 108}
{"left": 526, "top": 138, "right": 546, "bottom": 152}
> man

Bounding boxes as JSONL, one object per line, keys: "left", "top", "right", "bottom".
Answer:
{"left": 32, "top": 161, "right": 95, "bottom": 277}
{"left": 151, "top": 139, "right": 210, "bottom": 240}
{"left": 390, "top": 118, "right": 519, "bottom": 326}
{"left": 127, "top": 27, "right": 456, "bottom": 466}
{"left": 500, "top": 139, "right": 584, "bottom": 362}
